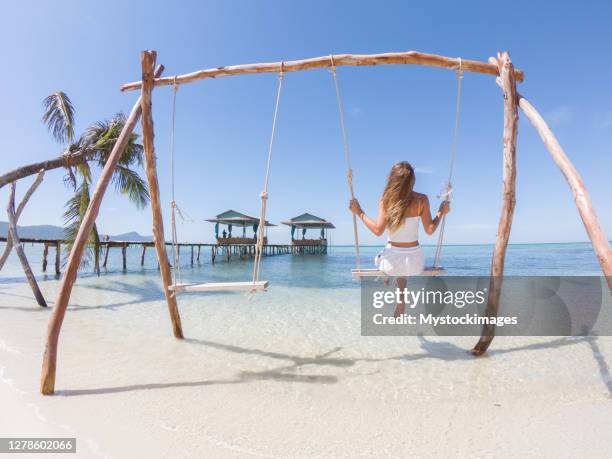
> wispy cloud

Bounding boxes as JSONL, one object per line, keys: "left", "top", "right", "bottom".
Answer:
{"left": 350, "top": 107, "right": 364, "bottom": 117}
{"left": 546, "top": 106, "right": 572, "bottom": 127}
{"left": 414, "top": 166, "right": 434, "bottom": 174}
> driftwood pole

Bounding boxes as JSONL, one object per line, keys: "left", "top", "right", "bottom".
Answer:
{"left": 517, "top": 96, "right": 612, "bottom": 290}
{"left": 39, "top": 64, "right": 165, "bottom": 395}
{"left": 7, "top": 183, "right": 47, "bottom": 307}
{"left": 121, "top": 51, "right": 525, "bottom": 92}
{"left": 140, "top": 50, "right": 184, "bottom": 339}
{"left": 0, "top": 170, "right": 45, "bottom": 271}
{"left": 472, "top": 52, "right": 518, "bottom": 356}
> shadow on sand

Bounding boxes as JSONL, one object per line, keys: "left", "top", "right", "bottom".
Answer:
{"left": 57, "top": 334, "right": 612, "bottom": 398}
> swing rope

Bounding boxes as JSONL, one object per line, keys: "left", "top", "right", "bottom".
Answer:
{"left": 252, "top": 64, "right": 285, "bottom": 287}
{"left": 433, "top": 58, "right": 463, "bottom": 268}
{"left": 169, "top": 76, "right": 181, "bottom": 285}
{"left": 330, "top": 55, "right": 360, "bottom": 269}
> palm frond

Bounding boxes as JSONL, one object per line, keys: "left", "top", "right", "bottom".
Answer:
{"left": 42, "top": 92, "right": 75, "bottom": 145}
{"left": 63, "top": 167, "right": 77, "bottom": 190}
{"left": 62, "top": 180, "right": 96, "bottom": 269}
{"left": 84, "top": 113, "right": 144, "bottom": 168}
{"left": 111, "top": 165, "right": 149, "bottom": 208}
{"left": 75, "top": 161, "right": 92, "bottom": 184}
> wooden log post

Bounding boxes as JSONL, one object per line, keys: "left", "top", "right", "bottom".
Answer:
{"left": 0, "top": 170, "right": 45, "bottom": 272}
{"left": 7, "top": 183, "right": 47, "bottom": 307}
{"left": 121, "top": 243, "right": 127, "bottom": 271}
{"left": 42, "top": 244, "right": 49, "bottom": 272}
{"left": 54, "top": 242, "right": 60, "bottom": 275}
{"left": 197, "top": 245, "right": 201, "bottom": 263}
{"left": 472, "top": 52, "right": 518, "bottom": 356}
{"left": 518, "top": 96, "right": 612, "bottom": 290}
{"left": 39, "top": 63, "right": 165, "bottom": 395}
{"left": 140, "top": 245, "right": 147, "bottom": 266}
{"left": 140, "top": 50, "right": 183, "bottom": 339}
{"left": 190, "top": 245, "right": 194, "bottom": 266}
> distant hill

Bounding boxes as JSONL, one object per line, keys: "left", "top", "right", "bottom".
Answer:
{"left": 0, "top": 222, "right": 65, "bottom": 239}
{"left": 103, "top": 231, "right": 153, "bottom": 242}
{"left": 0, "top": 222, "right": 152, "bottom": 242}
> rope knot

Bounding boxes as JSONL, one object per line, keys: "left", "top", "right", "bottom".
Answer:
{"left": 278, "top": 62, "right": 285, "bottom": 80}
{"left": 455, "top": 57, "right": 464, "bottom": 80}
{"left": 329, "top": 54, "right": 337, "bottom": 76}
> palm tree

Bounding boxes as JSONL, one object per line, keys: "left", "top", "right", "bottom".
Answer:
{"left": 42, "top": 92, "right": 149, "bottom": 272}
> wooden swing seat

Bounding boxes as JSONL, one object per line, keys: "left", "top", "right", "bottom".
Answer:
{"left": 351, "top": 267, "right": 446, "bottom": 278}
{"left": 169, "top": 280, "right": 269, "bottom": 293}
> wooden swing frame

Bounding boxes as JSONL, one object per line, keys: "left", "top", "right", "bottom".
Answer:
{"left": 39, "top": 50, "right": 612, "bottom": 394}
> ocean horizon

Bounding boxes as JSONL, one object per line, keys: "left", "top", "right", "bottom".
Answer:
{"left": 0, "top": 241, "right": 605, "bottom": 288}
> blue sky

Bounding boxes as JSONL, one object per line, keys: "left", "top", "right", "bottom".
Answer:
{"left": 1, "top": 1, "right": 611, "bottom": 245}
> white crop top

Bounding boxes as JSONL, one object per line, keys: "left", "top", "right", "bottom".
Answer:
{"left": 387, "top": 216, "right": 420, "bottom": 243}
{"left": 387, "top": 198, "right": 422, "bottom": 243}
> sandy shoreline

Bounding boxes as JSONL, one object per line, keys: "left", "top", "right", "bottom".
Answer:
{"left": 2, "top": 276, "right": 612, "bottom": 458}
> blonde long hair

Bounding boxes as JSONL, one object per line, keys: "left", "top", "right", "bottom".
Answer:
{"left": 382, "top": 162, "right": 416, "bottom": 232}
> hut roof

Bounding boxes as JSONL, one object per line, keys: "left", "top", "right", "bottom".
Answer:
{"left": 205, "top": 210, "right": 275, "bottom": 227}
{"left": 282, "top": 213, "right": 335, "bottom": 229}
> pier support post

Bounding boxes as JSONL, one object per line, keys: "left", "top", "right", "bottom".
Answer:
{"left": 140, "top": 245, "right": 146, "bottom": 266}
{"left": 102, "top": 245, "right": 110, "bottom": 268}
{"left": 121, "top": 243, "right": 127, "bottom": 271}
{"left": 39, "top": 62, "right": 165, "bottom": 395}
{"left": 42, "top": 244, "right": 48, "bottom": 272}
{"left": 139, "top": 50, "right": 183, "bottom": 340}
{"left": 54, "top": 242, "right": 60, "bottom": 275}
{"left": 472, "top": 52, "right": 518, "bottom": 356}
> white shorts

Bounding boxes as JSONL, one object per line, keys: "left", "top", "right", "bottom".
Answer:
{"left": 374, "top": 245, "right": 425, "bottom": 277}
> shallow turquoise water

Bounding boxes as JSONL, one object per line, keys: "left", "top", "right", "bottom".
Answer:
{"left": 0, "top": 242, "right": 604, "bottom": 287}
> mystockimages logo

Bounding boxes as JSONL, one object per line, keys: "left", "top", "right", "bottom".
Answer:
{"left": 360, "top": 276, "right": 611, "bottom": 337}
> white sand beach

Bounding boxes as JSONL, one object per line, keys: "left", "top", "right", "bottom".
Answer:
{"left": 2, "top": 273, "right": 612, "bottom": 458}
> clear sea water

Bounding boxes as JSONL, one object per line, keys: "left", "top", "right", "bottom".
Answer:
{"left": 0, "top": 242, "right": 604, "bottom": 287}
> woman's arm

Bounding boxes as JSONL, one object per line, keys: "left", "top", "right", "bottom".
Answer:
{"left": 420, "top": 196, "right": 450, "bottom": 235}
{"left": 349, "top": 199, "right": 387, "bottom": 236}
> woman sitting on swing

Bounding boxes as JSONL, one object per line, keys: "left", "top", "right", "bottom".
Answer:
{"left": 349, "top": 161, "right": 450, "bottom": 314}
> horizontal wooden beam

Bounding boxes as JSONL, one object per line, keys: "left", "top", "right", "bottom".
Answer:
{"left": 121, "top": 50, "right": 524, "bottom": 92}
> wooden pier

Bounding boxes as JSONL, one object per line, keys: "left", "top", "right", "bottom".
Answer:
{"left": 0, "top": 237, "right": 294, "bottom": 273}
{"left": 291, "top": 239, "right": 329, "bottom": 255}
